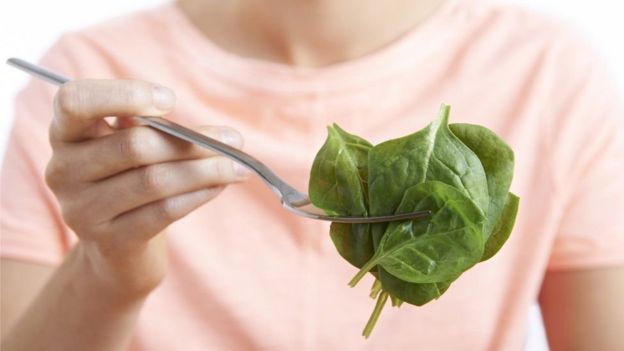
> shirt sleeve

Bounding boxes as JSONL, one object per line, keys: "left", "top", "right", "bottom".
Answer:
{"left": 545, "top": 33, "right": 624, "bottom": 271}
{"left": 0, "top": 35, "right": 84, "bottom": 266}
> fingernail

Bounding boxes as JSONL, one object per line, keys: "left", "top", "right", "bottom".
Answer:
{"left": 220, "top": 128, "right": 242, "bottom": 147}
{"left": 152, "top": 85, "right": 175, "bottom": 111}
{"left": 233, "top": 162, "right": 250, "bottom": 178}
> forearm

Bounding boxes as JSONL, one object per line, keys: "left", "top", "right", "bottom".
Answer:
{"left": 540, "top": 266, "right": 624, "bottom": 351}
{"left": 1, "top": 244, "right": 147, "bottom": 351}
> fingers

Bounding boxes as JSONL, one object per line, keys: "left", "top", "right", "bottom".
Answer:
{"left": 106, "top": 187, "right": 223, "bottom": 246}
{"left": 49, "top": 125, "right": 243, "bottom": 182}
{"left": 46, "top": 122, "right": 248, "bottom": 240}
{"left": 45, "top": 77, "right": 253, "bottom": 265}
{"left": 84, "top": 156, "right": 249, "bottom": 219}
{"left": 52, "top": 79, "right": 175, "bottom": 142}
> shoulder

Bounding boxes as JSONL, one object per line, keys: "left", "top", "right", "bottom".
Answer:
{"left": 451, "top": 0, "right": 576, "bottom": 38}
{"left": 72, "top": 4, "right": 174, "bottom": 49}
{"left": 455, "top": 2, "right": 623, "bottom": 191}
{"left": 443, "top": 0, "right": 611, "bottom": 97}
{"left": 40, "top": 4, "right": 178, "bottom": 78}
{"left": 451, "top": 0, "right": 601, "bottom": 64}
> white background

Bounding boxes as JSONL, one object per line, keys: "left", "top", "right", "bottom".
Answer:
{"left": 1, "top": 1, "right": 623, "bottom": 350}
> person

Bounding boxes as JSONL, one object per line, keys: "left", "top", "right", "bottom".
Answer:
{"left": 1, "top": 0, "right": 623, "bottom": 349}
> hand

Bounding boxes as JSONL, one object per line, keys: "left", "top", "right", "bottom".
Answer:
{"left": 46, "top": 79, "right": 248, "bottom": 298}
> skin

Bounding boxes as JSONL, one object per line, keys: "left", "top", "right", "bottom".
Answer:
{"left": 1, "top": 80, "right": 250, "bottom": 350}
{"left": 540, "top": 267, "right": 624, "bottom": 351}
{"left": 177, "top": 0, "right": 445, "bottom": 67}
{"left": 1, "top": 0, "right": 622, "bottom": 350}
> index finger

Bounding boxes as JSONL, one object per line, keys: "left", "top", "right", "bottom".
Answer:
{"left": 52, "top": 79, "right": 176, "bottom": 142}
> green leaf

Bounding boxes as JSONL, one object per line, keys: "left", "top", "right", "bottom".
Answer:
{"left": 481, "top": 192, "right": 519, "bottom": 261}
{"left": 449, "top": 123, "right": 514, "bottom": 239}
{"left": 350, "top": 181, "right": 485, "bottom": 286}
{"left": 378, "top": 272, "right": 452, "bottom": 306}
{"left": 309, "top": 124, "right": 372, "bottom": 216}
{"left": 309, "top": 124, "right": 376, "bottom": 268}
{"left": 368, "top": 105, "right": 489, "bottom": 218}
{"left": 306, "top": 105, "right": 520, "bottom": 337}
{"left": 375, "top": 234, "right": 454, "bottom": 307}
{"left": 329, "top": 222, "right": 374, "bottom": 269}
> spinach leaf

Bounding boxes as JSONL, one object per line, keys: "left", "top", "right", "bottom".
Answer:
{"left": 446, "top": 124, "right": 518, "bottom": 261}
{"left": 349, "top": 181, "right": 485, "bottom": 286}
{"left": 368, "top": 106, "right": 489, "bottom": 218}
{"left": 358, "top": 106, "right": 492, "bottom": 305}
{"left": 379, "top": 273, "right": 452, "bottom": 306}
{"left": 481, "top": 192, "right": 519, "bottom": 261}
{"left": 307, "top": 104, "right": 519, "bottom": 338}
{"left": 329, "top": 222, "right": 374, "bottom": 269}
{"left": 449, "top": 123, "right": 514, "bottom": 239}
{"left": 309, "top": 124, "right": 376, "bottom": 268}
{"left": 309, "top": 124, "right": 372, "bottom": 216}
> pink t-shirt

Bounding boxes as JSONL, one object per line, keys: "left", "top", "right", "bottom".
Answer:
{"left": 2, "top": 0, "right": 623, "bottom": 350}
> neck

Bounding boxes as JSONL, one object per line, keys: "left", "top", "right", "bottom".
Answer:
{"left": 177, "top": 0, "right": 445, "bottom": 67}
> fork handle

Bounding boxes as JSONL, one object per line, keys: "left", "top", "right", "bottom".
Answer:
{"left": 6, "top": 58, "right": 305, "bottom": 203}
{"left": 137, "top": 116, "right": 304, "bottom": 201}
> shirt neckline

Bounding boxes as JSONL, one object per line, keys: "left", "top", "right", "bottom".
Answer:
{"left": 158, "top": 0, "right": 461, "bottom": 95}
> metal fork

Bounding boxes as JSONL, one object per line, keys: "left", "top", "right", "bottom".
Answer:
{"left": 7, "top": 58, "right": 430, "bottom": 223}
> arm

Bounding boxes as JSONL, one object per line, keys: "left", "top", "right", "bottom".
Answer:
{"left": 0, "top": 260, "right": 54, "bottom": 339}
{"left": 1, "top": 250, "right": 147, "bottom": 351}
{"left": 1, "top": 79, "right": 248, "bottom": 351}
{"left": 539, "top": 266, "right": 624, "bottom": 351}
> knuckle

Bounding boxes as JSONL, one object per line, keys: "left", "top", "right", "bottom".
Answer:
{"left": 118, "top": 128, "right": 148, "bottom": 162}
{"left": 218, "top": 127, "right": 243, "bottom": 148}
{"left": 213, "top": 157, "right": 235, "bottom": 181}
{"left": 61, "top": 198, "right": 105, "bottom": 240}
{"left": 155, "top": 198, "right": 179, "bottom": 222}
{"left": 138, "top": 165, "right": 167, "bottom": 194}
{"left": 55, "top": 82, "right": 82, "bottom": 117}
{"left": 154, "top": 189, "right": 215, "bottom": 224}
{"left": 52, "top": 186, "right": 103, "bottom": 239}
{"left": 125, "top": 80, "right": 151, "bottom": 107}
{"left": 45, "top": 157, "right": 66, "bottom": 190}
{"left": 59, "top": 202, "right": 83, "bottom": 232}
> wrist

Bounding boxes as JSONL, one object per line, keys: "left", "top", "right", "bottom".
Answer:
{"left": 74, "top": 239, "right": 165, "bottom": 302}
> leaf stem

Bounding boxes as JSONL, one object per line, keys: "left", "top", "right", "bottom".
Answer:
{"left": 390, "top": 295, "right": 403, "bottom": 307}
{"left": 362, "top": 291, "right": 389, "bottom": 338}
{"left": 369, "top": 279, "right": 382, "bottom": 299}
{"left": 349, "top": 257, "right": 377, "bottom": 287}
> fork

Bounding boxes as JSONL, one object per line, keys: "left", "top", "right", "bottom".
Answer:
{"left": 7, "top": 58, "right": 430, "bottom": 224}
